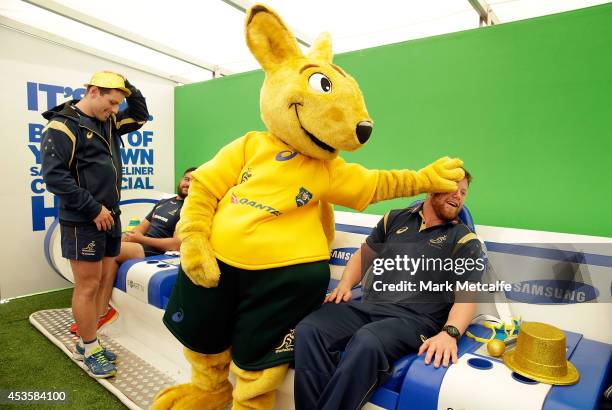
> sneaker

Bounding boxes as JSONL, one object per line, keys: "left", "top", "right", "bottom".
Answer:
{"left": 97, "top": 307, "right": 118, "bottom": 330}
{"left": 74, "top": 342, "right": 117, "bottom": 363}
{"left": 69, "top": 307, "right": 118, "bottom": 336}
{"left": 83, "top": 346, "right": 116, "bottom": 378}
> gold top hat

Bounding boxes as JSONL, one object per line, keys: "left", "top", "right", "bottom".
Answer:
{"left": 84, "top": 71, "right": 131, "bottom": 97}
{"left": 503, "top": 321, "right": 579, "bottom": 385}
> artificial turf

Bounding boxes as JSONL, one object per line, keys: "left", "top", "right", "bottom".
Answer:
{"left": 0, "top": 288, "right": 125, "bottom": 409}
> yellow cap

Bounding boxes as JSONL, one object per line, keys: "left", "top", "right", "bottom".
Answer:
{"left": 84, "top": 71, "right": 131, "bottom": 97}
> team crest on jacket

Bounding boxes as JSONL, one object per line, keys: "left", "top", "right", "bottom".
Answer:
{"left": 295, "top": 187, "right": 313, "bottom": 207}
{"left": 429, "top": 234, "right": 448, "bottom": 249}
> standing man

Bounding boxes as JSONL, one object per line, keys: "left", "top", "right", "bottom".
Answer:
{"left": 41, "top": 71, "right": 148, "bottom": 378}
{"left": 86, "top": 167, "right": 196, "bottom": 331}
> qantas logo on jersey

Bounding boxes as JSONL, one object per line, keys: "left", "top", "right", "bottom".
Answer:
{"left": 231, "top": 193, "right": 281, "bottom": 216}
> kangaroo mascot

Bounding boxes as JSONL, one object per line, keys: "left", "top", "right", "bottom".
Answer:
{"left": 154, "top": 4, "right": 464, "bottom": 409}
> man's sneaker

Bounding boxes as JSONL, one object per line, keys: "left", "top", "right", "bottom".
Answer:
{"left": 97, "top": 307, "right": 118, "bottom": 330}
{"left": 73, "top": 342, "right": 117, "bottom": 363}
{"left": 83, "top": 346, "right": 116, "bottom": 378}
{"left": 69, "top": 307, "right": 118, "bottom": 336}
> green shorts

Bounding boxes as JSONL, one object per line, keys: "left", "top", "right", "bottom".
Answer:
{"left": 163, "top": 259, "right": 330, "bottom": 370}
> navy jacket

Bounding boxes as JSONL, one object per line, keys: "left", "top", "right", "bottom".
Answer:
{"left": 41, "top": 85, "right": 148, "bottom": 225}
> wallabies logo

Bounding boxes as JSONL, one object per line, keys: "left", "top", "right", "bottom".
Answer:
{"left": 240, "top": 168, "right": 253, "bottom": 184}
{"left": 275, "top": 329, "right": 295, "bottom": 354}
{"left": 295, "top": 187, "right": 313, "bottom": 207}
{"left": 429, "top": 234, "right": 448, "bottom": 249}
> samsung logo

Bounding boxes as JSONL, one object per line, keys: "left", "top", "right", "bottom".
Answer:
{"left": 330, "top": 247, "right": 358, "bottom": 266}
{"left": 505, "top": 280, "right": 598, "bottom": 304}
{"left": 127, "top": 279, "right": 145, "bottom": 292}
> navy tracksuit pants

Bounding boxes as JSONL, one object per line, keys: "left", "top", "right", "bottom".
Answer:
{"left": 294, "top": 300, "right": 435, "bottom": 410}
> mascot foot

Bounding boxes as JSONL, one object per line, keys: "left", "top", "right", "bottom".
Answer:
{"left": 153, "top": 348, "right": 233, "bottom": 410}
{"left": 153, "top": 382, "right": 232, "bottom": 410}
{"left": 231, "top": 362, "right": 289, "bottom": 410}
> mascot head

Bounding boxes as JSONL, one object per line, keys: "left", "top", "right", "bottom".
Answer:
{"left": 246, "top": 4, "right": 373, "bottom": 160}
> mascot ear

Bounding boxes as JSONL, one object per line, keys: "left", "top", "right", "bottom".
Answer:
{"left": 246, "top": 4, "right": 302, "bottom": 72}
{"left": 307, "top": 32, "right": 333, "bottom": 63}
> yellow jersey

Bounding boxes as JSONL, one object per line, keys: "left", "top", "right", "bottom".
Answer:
{"left": 192, "top": 131, "right": 379, "bottom": 269}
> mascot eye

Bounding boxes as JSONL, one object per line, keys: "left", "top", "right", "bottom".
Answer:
{"left": 308, "top": 73, "right": 332, "bottom": 93}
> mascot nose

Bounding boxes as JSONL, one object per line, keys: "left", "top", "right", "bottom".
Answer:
{"left": 356, "top": 121, "right": 373, "bottom": 144}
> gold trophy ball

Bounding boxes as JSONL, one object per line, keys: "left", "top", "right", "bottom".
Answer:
{"left": 487, "top": 339, "right": 506, "bottom": 357}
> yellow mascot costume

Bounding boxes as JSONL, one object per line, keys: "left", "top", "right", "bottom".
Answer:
{"left": 153, "top": 4, "right": 464, "bottom": 409}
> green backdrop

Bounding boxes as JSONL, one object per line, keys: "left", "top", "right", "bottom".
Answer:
{"left": 175, "top": 4, "right": 612, "bottom": 238}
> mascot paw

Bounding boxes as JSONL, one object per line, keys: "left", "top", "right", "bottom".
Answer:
{"left": 152, "top": 383, "right": 232, "bottom": 410}
{"left": 418, "top": 156, "right": 465, "bottom": 193}
{"left": 181, "top": 235, "right": 221, "bottom": 288}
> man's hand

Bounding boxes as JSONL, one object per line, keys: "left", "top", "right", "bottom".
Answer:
{"left": 418, "top": 331, "right": 458, "bottom": 368}
{"left": 122, "top": 230, "right": 144, "bottom": 243}
{"left": 324, "top": 281, "right": 353, "bottom": 304}
{"left": 123, "top": 78, "right": 137, "bottom": 94}
{"left": 93, "top": 206, "right": 114, "bottom": 231}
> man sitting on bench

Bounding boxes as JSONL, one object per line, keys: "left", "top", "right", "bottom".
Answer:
{"left": 119, "top": 167, "right": 195, "bottom": 258}
{"left": 294, "top": 168, "right": 486, "bottom": 410}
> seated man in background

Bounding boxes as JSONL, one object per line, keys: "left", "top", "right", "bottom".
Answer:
{"left": 294, "top": 169, "right": 486, "bottom": 410}
{"left": 119, "top": 167, "right": 196, "bottom": 258}
{"left": 70, "top": 167, "right": 195, "bottom": 336}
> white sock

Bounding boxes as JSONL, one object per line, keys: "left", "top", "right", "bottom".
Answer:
{"left": 82, "top": 338, "right": 101, "bottom": 357}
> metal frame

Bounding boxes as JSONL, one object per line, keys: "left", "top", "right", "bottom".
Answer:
{"left": 221, "top": 0, "right": 313, "bottom": 47}
{"left": 467, "top": 0, "right": 500, "bottom": 26}
{"left": 7, "top": 0, "right": 504, "bottom": 83}
{"left": 0, "top": 15, "right": 193, "bottom": 84}
{"left": 22, "top": 0, "right": 232, "bottom": 78}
